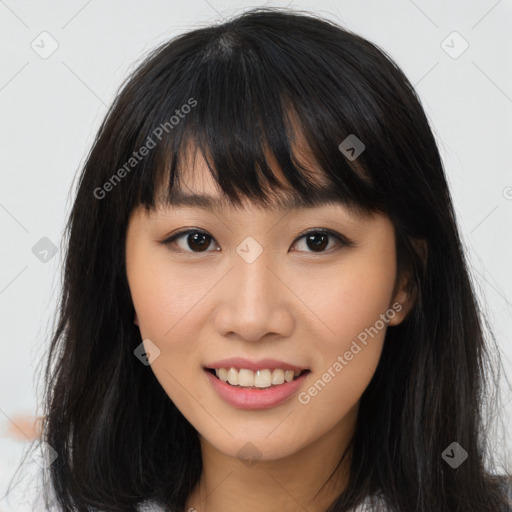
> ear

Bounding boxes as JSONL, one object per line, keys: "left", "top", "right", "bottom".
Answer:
{"left": 133, "top": 311, "right": 139, "bottom": 326}
{"left": 387, "top": 274, "right": 412, "bottom": 326}
{"left": 387, "top": 238, "right": 428, "bottom": 327}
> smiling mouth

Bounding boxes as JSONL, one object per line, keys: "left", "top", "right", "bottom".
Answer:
{"left": 205, "top": 367, "right": 310, "bottom": 389}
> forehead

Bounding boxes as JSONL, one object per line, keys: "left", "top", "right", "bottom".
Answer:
{"left": 156, "top": 187, "right": 365, "bottom": 216}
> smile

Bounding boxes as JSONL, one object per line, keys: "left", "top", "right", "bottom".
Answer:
{"left": 208, "top": 367, "right": 309, "bottom": 388}
{"left": 204, "top": 367, "right": 311, "bottom": 410}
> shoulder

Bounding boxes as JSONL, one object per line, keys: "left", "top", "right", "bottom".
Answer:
{"left": 137, "top": 501, "right": 168, "bottom": 512}
{"left": 351, "top": 476, "right": 512, "bottom": 512}
{"left": 496, "top": 474, "right": 512, "bottom": 508}
{"left": 350, "top": 492, "right": 390, "bottom": 512}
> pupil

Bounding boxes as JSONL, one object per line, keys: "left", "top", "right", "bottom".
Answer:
{"left": 189, "top": 232, "right": 210, "bottom": 252}
{"left": 307, "top": 233, "right": 328, "bottom": 251}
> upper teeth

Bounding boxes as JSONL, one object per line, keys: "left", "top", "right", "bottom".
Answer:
{"left": 215, "top": 368, "right": 302, "bottom": 388}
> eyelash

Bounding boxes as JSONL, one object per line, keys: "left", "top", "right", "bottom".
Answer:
{"left": 159, "top": 228, "right": 354, "bottom": 255}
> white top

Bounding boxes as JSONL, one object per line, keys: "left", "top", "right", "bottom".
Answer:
{"left": 136, "top": 496, "right": 387, "bottom": 512}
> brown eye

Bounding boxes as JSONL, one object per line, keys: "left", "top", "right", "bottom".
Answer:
{"left": 302, "top": 232, "right": 329, "bottom": 252}
{"left": 161, "top": 228, "right": 352, "bottom": 255}
{"left": 173, "top": 231, "right": 215, "bottom": 252}
{"left": 292, "top": 229, "right": 349, "bottom": 254}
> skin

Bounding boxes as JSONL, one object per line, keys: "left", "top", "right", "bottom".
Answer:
{"left": 125, "top": 149, "right": 412, "bottom": 512}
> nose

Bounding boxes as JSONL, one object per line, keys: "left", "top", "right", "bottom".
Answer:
{"left": 213, "top": 250, "right": 295, "bottom": 343}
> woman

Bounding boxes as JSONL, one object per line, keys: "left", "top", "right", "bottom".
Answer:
{"left": 12, "top": 7, "right": 512, "bottom": 512}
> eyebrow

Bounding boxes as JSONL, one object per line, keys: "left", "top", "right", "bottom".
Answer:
{"left": 160, "top": 188, "right": 362, "bottom": 213}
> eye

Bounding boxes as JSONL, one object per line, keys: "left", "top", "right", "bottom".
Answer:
{"left": 164, "top": 229, "right": 218, "bottom": 253}
{"left": 291, "top": 229, "right": 350, "bottom": 253}
{"left": 160, "top": 228, "right": 353, "bottom": 254}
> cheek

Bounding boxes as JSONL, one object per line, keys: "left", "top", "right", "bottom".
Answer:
{"left": 128, "top": 253, "right": 208, "bottom": 355}
{"left": 127, "top": 257, "right": 209, "bottom": 412}
{"left": 303, "top": 250, "right": 397, "bottom": 351}
{"left": 325, "top": 275, "right": 393, "bottom": 344}
{"left": 296, "top": 276, "right": 392, "bottom": 425}
{"left": 296, "top": 247, "right": 396, "bottom": 406}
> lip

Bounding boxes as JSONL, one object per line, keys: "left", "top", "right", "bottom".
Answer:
{"left": 204, "top": 368, "right": 310, "bottom": 410}
{"left": 203, "top": 357, "right": 308, "bottom": 372}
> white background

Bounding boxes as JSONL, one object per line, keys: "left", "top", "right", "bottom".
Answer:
{"left": 1, "top": 0, "right": 511, "bottom": 509}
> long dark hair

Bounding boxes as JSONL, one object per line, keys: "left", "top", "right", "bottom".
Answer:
{"left": 10, "top": 7, "right": 511, "bottom": 512}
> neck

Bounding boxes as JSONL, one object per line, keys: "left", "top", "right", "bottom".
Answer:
{"left": 184, "top": 403, "right": 358, "bottom": 512}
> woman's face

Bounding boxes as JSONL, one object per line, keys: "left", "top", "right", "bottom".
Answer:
{"left": 125, "top": 151, "right": 410, "bottom": 463}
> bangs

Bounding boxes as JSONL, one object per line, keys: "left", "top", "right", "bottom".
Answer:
{"left": 115, "top": 13, "right": 390, "bottom": 221}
